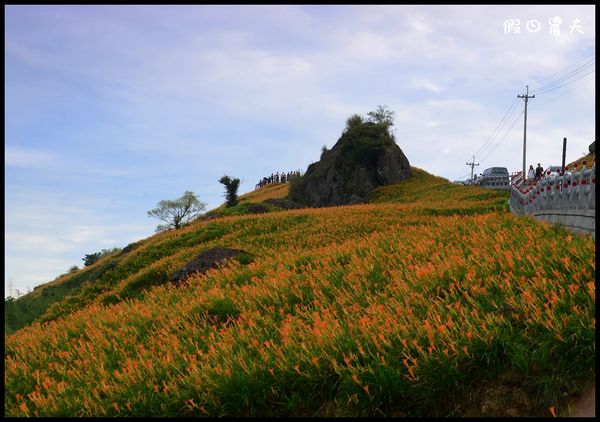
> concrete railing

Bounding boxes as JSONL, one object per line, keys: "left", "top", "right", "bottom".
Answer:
{"left": 509, "top": 160, "right": 596, "bottom": 236}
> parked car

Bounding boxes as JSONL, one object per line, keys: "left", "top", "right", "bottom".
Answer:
{"left": 478, "top": 167, "right": 510, "bottom": 190}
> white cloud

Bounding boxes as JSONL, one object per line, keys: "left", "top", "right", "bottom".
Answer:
{"left": 5, "top": 146, "right": 59, "bottom": 168}
{"left": 5, "top": 233, "right": 72, "bottom": 254}
{"left": 425, "top": 98, "right": 483, "bottom": 111}
{"left": 341, "top": 30, "right": 399, "bottom": 62}
{"left": 407, "top": 13, "right": 432, "bottom": 34}
{"left": 5, "top": 257, "right": 76, "bottom": 295}
{"left": 415, "top": 80, "right": 443, "bottom": 94}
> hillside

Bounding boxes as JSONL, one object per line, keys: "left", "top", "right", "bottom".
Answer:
{"left": 5, "top": 169, "right": 507, "bottom": 334}
{"left": 5, "top": 167, "right": 595, "bottom": 417}
{"left": 567, "top": 152, "right": 595, "bottom": 171}
{"left": 4, "top": 182, "right": 291, "bottom": 335}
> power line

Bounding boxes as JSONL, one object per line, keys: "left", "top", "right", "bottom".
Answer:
{"left": 529, "top": 72, "right": 595, "bottom": 111}
{"left": 532, "top": 54, "right": 594, "bottom": 84}
{"left": 478, "top": 110, "right": 524, "bottom": 165}
{"left": 533, "top": 68, "right": 595, "bottom": 95}
{"left": 530, "top": 55, "right": 595, "bottom": 91}
{"left": 457, "top": 164, "right": 471, "bottom": 181}
{"left": 472, "top": 95, "right": 521, "bottom": 160}
{"left": 475, "top": 97, "right": 522, "bottom": 163}
{"left": 459, "top": 91, "right": 522, "bottom": 180}
{"left": 532, "top": 58, "right": 595, "bottom": 94}
{"left": 461, "top": 55, "right": 595, "bottom": 179}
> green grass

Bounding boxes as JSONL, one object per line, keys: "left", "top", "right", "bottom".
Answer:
{"left": 4, "top": 165, "right": 594, "bottom": 417}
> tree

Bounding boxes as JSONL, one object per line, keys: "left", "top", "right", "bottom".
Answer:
{"left": 345, "top": 113, "right": 364, "bottom": 129}
{"left": 219, "top": 175, "right": 240, "bottom": 208}
{"left": 82, "top": 252, "right": 101, "bottom": 267}
{"left": 367, "top": 105, "right": 395, "bottom": 128}
{"left": 147, "top": 191, "right": 207, "bottom": 232}
{"left": 99, "top": 247, "right": 121, "bottom": 258}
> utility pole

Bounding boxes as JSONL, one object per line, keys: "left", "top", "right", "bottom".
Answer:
{"left": 561, "top": 137, "right": 567, "bottom": 174}
{"left": 518, "top": 86, "right": 535, "bottom": 177}
{"left": 466, "top": 155, "right": 479, "bottom": 180}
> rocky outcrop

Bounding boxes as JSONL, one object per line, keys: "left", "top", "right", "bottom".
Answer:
{"left": 246, "top": 203, "right": 270, "bottom": 214}
{"left": 262, "top": 198, "right": 305, "bottom": 210}
{"left": 288, "top": 122, "right": 411, "bottom": 207}
{"left": 589, "top": 141, "right": 595, "bottom": 154}
{"left": 170, "top": 248, "right": 252, "bottom": 287}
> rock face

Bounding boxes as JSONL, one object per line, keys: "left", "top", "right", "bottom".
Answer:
{"left": 170, "top": 248, "right": 251, "bottom": 287}
{"left": 262, "top": 198, "right": 305, "bottom": 210}
{"left": 245, "top": 203, "right": 270, "bottom": 214}
{"left": 288, "top": 122, "right": 411, "bottom": 207}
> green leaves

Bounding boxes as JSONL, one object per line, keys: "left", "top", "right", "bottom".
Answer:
{"left": 219, "top": 175, "right": 241, "bottom": 208}
{"left": 147, "top": 191, "right": 207, "bottom": 232}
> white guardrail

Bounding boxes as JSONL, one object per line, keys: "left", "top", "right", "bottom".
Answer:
{"left": 509, "top": 159, "right": 595, "bottom": 236}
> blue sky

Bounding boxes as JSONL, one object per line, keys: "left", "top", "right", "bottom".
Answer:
{"left": 5, "top": 5, "right": 596, "bottom": 296}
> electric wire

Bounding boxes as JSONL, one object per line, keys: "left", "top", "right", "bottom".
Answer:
{"left": 533, "top": 68, "right": 595, "bottom": 95}
{"left": 532, "top": 56, "right": 596, "bottom": 91}
{"left": 458, "top": 91, "right": 522, "bottom": 181}
{"left": 472, "top": 95, "right": 521, "bottom": 160}
{"left": 529, "top": 72, "right": 595, "bottom": 111}
{"left": 531, "top": 54, "right": 595, "bottom": 88}
{"left": 478, "top": 110, "right": 524, "bottom": 165}
{"left": 474, "top": 97, "right": 522, "bottom": 162}
{"left": 532, "top": 58, "right": 595, "bottom": 93}
{"left": 461, "top": 54, "right": 594, "bottom": 180}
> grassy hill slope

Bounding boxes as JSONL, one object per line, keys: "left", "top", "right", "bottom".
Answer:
{"left": 4, "top": 183, "right": 291, "bottom": 335}
{"left": 5, "top": 167, "right": 595, "bottom": 417}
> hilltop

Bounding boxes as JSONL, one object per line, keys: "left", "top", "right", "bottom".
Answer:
{"left": 288, "top": 119, "right": 411, "bottom": 207}
{"left": 5, "top": 165, "right": 595, "bottom": 417}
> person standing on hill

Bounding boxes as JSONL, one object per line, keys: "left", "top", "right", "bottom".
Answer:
{"left": 527, "top": 165, "right": 535, "bottom": 184}
{"left": 535, "top": 163, "right": 544, "bottom": 181}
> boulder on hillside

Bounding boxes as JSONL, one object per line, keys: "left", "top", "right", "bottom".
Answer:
{"left": 288, "top": 122, "right": 411, "bottom": 207}
{"left": 246, "top": 203, "right": 270, "bottom": 214}
{"left": 589, "top": 140, "right": 595, "bottom": 154}
{"left": 170, "top": 248, "right": 252, "bottom": 287}
{"left": 262, "top": 198, "right": 306, "bottom": 210}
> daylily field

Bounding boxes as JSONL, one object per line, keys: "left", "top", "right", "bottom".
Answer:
{"left": 4, "top": 168, "right": 595, "bottom": 416}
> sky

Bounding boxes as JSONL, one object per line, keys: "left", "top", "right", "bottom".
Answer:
{"left": 5, "top": 5, "right": 596, "bottom": 296}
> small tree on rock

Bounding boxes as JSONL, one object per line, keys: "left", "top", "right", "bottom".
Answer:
{"left": 345, "top": 113, "right": 364, "bottom": 130}
{"left": 219, "top": 175, "right": 240, "bottom": 207}
{"left": 147, "top": 191, "right": 207, "bottom": 232}
{"left": 367, "top": 105, "right": 395, "bottom": 128}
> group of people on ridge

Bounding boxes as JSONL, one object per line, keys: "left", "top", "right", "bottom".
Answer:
{"left": 255, "top": 171, "right": 301, "bottom": 190}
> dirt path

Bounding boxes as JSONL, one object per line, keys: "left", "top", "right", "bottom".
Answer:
{"left": 566, "top": 386, "right": 595, "bottom": 417}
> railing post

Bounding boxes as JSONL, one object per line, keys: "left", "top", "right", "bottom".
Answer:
{"left": 556, "top": 175, "right": 563, "bottom": 210}
{"left": 590, "top": 165, "right": 596, "bottom": 210}
{"left": 548, "top": 175, "right": 555, "bottom": 209}
{"left": 575, "top": 164, "right": 583, "bottom": 210}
